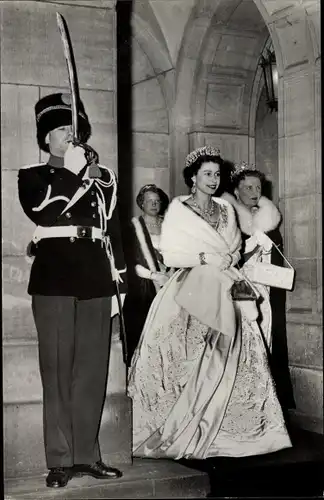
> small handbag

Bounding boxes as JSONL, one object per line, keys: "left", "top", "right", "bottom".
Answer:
{"left": 230, "top": 278, "right": 258, "bottom": 301}
{"left": 244, "top": 243, "right": 295, "bottom": 291}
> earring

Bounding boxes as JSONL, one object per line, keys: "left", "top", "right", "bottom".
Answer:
{"left": 191, "top": 183, "right": 196, "bottom": 195}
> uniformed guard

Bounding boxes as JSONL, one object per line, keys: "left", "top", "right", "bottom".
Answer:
{"left": 18, "top": 92, "right": 127, "bottom": 488}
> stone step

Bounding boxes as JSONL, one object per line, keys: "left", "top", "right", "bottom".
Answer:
{"left": 182, "top": 429, "right": 324, "bottom": 497}
{"left": 4, "top": 459, "right": 210, "bottom": 499}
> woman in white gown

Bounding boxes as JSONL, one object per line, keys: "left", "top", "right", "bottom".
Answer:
{"left": 128, "top": 146, "right": 292, "bottom": 460}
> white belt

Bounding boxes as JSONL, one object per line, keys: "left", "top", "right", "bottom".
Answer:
{"left": 32, "top": 225, "right": 105, "bottom": 243}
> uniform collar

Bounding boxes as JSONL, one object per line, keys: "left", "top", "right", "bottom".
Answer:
{"left": 47, "top": 155, "right": 64, "bottom": 168}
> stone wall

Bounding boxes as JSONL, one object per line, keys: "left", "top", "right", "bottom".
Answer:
{"left": 1, "top": 0, "right": 131, "bottom": 479}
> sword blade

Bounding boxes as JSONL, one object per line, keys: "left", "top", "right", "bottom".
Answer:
{"left": 56, "top": 12, "right": 80, "bottom": 143}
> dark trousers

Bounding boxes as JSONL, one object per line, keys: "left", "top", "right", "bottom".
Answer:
{"left": 32, "top": 295, "right": 112, "bottom": 468}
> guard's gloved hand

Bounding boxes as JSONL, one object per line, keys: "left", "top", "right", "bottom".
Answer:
{"left": 74, "top": 141, "right": 101, "bottom": 178}
{"left": 64, "top": 142, "right": 88, "bottom": 175}
{"left": 76, "top": 142, "right": 99, "bottom": 166}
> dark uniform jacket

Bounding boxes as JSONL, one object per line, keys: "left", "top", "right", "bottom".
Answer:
{"left": 18, "top": 155, "right": 127, "bottom": 300}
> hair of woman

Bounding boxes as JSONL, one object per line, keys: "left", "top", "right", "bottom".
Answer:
{"left": 136, "top": 184, "right": 169, "bottom": 215}
{"left": 231, "top": 168, "right": 266, "bottom": 190}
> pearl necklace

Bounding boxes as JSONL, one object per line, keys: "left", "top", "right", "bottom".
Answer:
{"left": 144, "top": 217, "right": 162, "bottom": 229}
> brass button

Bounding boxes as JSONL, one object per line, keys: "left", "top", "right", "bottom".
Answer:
{"left": 65, "top": 212, "right": 72, "bottom": 219}
{"left": 92, "top": 213, "right": 96, "bottom": 218}
{"left": 91, "top": 201, "right": 96, "bottom": 207}
{"left": 70, "top": 237, "right": 75, "bottom": 243}
{"left": 91, "top": 190, "right": 95, "bottom": 195}
{"left": 50, "top": 168, "right": 55, "bottom": 174}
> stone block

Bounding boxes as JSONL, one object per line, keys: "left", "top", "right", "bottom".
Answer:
{"left": 158, "top": 68, "right": 176, "bottom": 112}
{"left": 284, "top": 195, "right": 316, "bottom": 259}
{"left": 3, "top": 325, "right": 127, "bottom": 401}
{"left": 223, "top": 0, "right": 265, "bottom": 31}
{"left": 132, "top": 12, "right": 173, "bottom": 75}
{"left": 133, "top": 132, "right": 170, "bottom": 170}
{"left": 133, "top": 79, "right": 169, "bottom": 133}
{"left": 212, "top": 35, "right": 262, "bottom": 71}
{"left": 44, "top": 0, "right": 114, "bottom": 7}
{"left": 306, "top": 6, "right": 321, "bottom": 61}
{"left": 277, "top": 76, "right": 285, "bottom": 139}
{"left": 150, "top": 0, "right": 196, "bottom": 66}
{"left": 154, "top": 474, "right": 210, "bottom": 498}
{"left": 205, "top": 82, "right": 245, "bottom": 129}
{"left": 2, "top": 171, "right": 35, "bottom": 256}
{"left": 261, "top": 1, "right": 297, "bottom": 17}
{"left": 4, "top": 393, "right": 131, "bottom": 478}
{"left": 3, "top": 343, "right": 42, "bottom": 404}
{"left": 1, "top": 1, "right": 115, "bottom": 90}
{"left": 286, "top": 323, "right": 323, "bottom": 368}
{"left": 283, "top": 70, "right": 314, "bottom": 136}
{"left": 99, "top": 394, "right": 132, "bottom": 465}
{"left": 289, "top": 366, "right": 323, "bottom": 419}
{"left": 289, "top": 409, "right": 323, "bottom": 434}
{"left": 189, "top": 132, "right": 249, "bottom": 166}
{"left": 4, "top": 402, "right": 47, "bottom": 478}
{"left": 106, "top": 330, "right": 127, "bottom": 395}
{"left": 286, "top": 258, "right": 317, "bottom": 313}
{"left": 314, "top": 70, "right": 321, "bottom": 193}
{"left": 283, "top": 132, "right": 316, "bottom": 197}
{"left": 132, "top": 37, "right": 156, "bottom": 84}
{"left": 3, "top": 300, "right": 36, "bottom": 342}
{"left": 274, "top": 16, "right": 310, "bottom": 69}
{"left": 3, "top": 256, "right": 36, "bottom": 341}
{"left": 1, "top": 84, "right": 39, "bottom": 171}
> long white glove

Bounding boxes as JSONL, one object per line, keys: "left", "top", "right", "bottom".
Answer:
{"left": 64, "top": 143, "right": 87, "bottom": 175}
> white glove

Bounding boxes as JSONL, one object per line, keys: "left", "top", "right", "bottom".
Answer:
{"left": 254, "top": 230, "right": 273, "bottom": 252}
{"left": 64, "top": 143, "right": 87, "bottom": 175}
{"left": 152, "top": 271, "right": 169, "bottom": 287}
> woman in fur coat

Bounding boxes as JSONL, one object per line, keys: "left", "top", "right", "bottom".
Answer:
{"left": 222, "top": 163, "right": 295, "bottom": 420}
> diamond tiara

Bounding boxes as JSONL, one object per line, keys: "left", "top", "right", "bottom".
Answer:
{"left": 185, "top": 145, "right": 221, "bottom": 169}
{"left": 231, "top": 161, "right": 256, "bottom": 180}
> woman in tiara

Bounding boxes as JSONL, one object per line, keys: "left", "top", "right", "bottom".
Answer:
{"left": 123, "top": 184, "right": 173, "bottom": 365}
{"left": 128, "top": 146, "right": 292, "bottom": 460}
{"left": 222, "top": 163, "right": 295, "bottom": 421}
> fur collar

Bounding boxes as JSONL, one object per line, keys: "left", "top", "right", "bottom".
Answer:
{"left": 221, "top": 192, "right": 281, "bottom": 236}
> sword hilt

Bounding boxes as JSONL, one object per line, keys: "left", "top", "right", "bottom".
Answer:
{"left": 73, "top": 141, "right": 102, "bottom": 178}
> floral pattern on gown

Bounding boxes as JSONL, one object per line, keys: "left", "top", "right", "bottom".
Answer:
{"left": 128, "top": 199, "right": 291, "bottom": 459}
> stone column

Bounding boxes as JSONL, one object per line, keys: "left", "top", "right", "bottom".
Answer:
{"left": 261, "top": 0, "right": 323, "bottom": 433}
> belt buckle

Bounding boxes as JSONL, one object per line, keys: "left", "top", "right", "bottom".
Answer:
{"left": 77, "top": 226, "right": 92, "bottom": 239}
